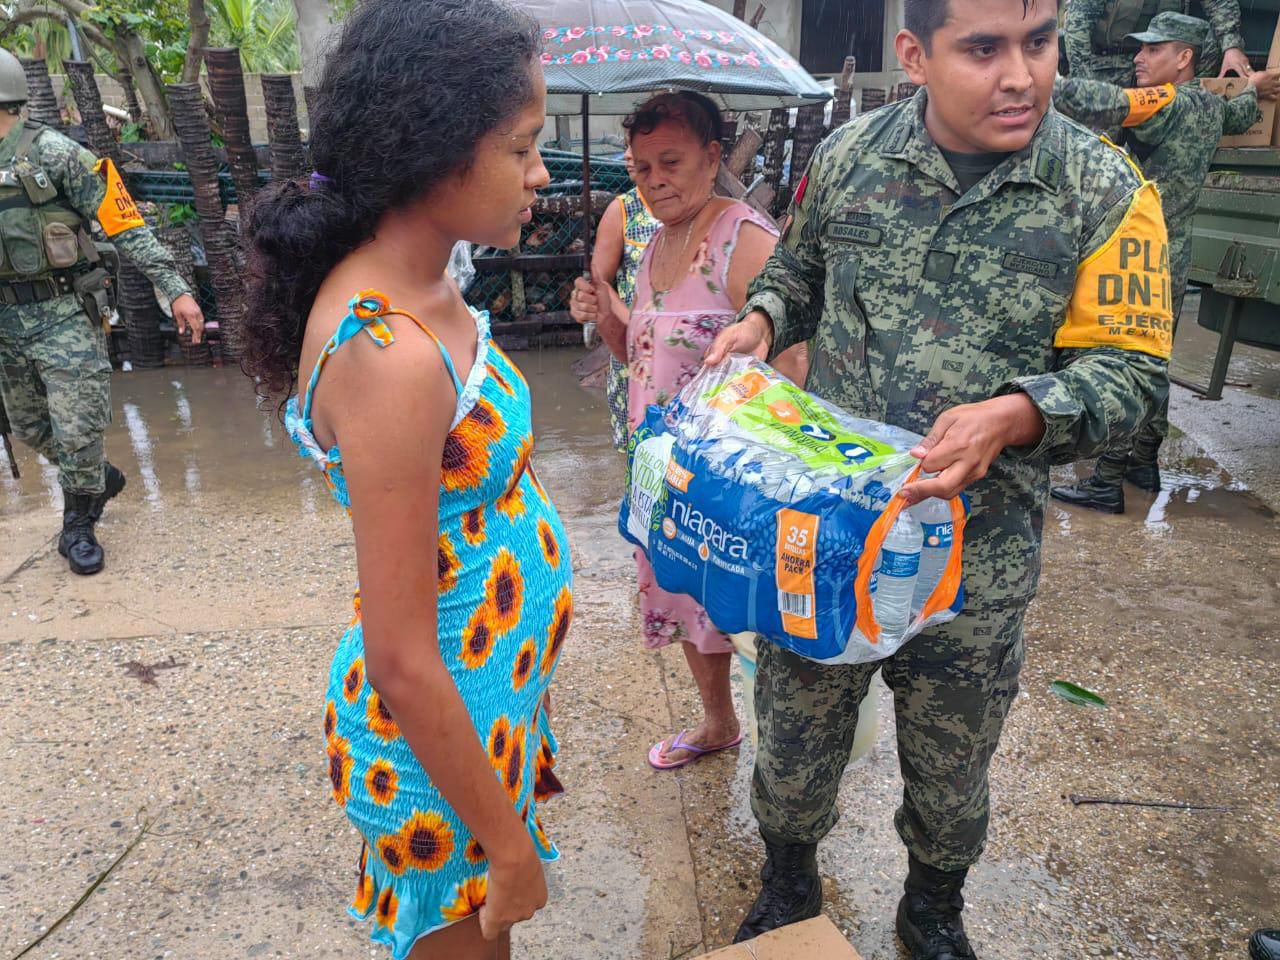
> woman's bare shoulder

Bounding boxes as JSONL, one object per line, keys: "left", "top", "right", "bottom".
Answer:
{"left": 302, "top": 276, "right": 463, "bottom": 446}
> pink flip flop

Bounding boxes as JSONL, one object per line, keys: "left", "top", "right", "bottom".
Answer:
{"left": 647, "top": 729, "right": 744, "bottom": 770}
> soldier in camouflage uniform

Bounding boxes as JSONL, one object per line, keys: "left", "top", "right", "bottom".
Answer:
{"left": 0, "top": 49, "right": 203, "bottom": 574}
{"left": 1062, "top": 0, "right": 1249, "bottom": 85}
{"left": 705, "top": 0, "right": 1171, "bottom": 954}
{"left": 1052, "top": 13, "right": 1280, "bottom": 510}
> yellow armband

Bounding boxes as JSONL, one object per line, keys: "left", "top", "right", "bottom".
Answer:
{"left": 1057, "top": 180, "right": 1174, "bottom": 360}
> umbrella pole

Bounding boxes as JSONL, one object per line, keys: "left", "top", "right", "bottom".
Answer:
{"left": 581, "top": 93, "right": 597, "bottom": 347}
{"left": 581, "top": 93, "right": 594, "bottom": 274}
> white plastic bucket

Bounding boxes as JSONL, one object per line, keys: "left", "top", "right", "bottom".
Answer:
{"left": 731, "top": 632, "right": 881, "bottom": 763}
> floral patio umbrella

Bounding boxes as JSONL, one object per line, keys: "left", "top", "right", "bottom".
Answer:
{"left": 525, "top": 0, "right": 830, "bottom": 115}
{"left": 520, "top": 0, "right": 830, "bottom": 315}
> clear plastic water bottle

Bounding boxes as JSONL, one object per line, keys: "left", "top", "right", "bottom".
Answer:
{"left": 871, "top": 512, "right": 922, "bottom": 645}
{"left": 910, "top": 497, "right": 954, "bottom": 616}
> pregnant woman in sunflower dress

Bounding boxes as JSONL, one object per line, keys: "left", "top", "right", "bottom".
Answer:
{"left": 291, "top": 289, "right": 571, "bottom": 955}
{"left": 237, "top": 2, "right": 570, "bottom": 957}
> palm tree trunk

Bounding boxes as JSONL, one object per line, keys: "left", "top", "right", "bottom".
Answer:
{"left": 261, "top": 73, "right": 308, "bottom": 180}
{"left": 65, "top": 60, "right": 122, "bottom": 165}
{"left": 168, "top": 81, "right": 243, "bottom": 357}
{"left": 21, "top": 57, "right": 63, "bottom": 127}
{"left": 204, "top": 48, "right": 260, "bottom": 209}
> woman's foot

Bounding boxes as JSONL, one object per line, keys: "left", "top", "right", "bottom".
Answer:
{"left": 649, "top": 718, "right": 742, "bottom": 769}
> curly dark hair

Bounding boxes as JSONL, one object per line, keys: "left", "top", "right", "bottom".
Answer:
{"left": 622, "top": 91, "right": 725, "bottom": 147}
{"left": 237, "top": 0, "right": 541, "bottom": 399}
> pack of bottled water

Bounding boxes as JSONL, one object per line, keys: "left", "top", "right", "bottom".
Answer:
{"left": 619, "top": 354, "right": 968, "bottom": 665}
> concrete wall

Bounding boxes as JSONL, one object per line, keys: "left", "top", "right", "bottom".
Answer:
{"left": 701, "top": 0, "right": 911, "bottom": 109}
{"left": 857, "top": 0, "right": 910, "bottom": 98}
{"left": 701, "top": 0, "right": 804, "bottom": 60}
{"left": 704, "top": 0, "right": 910, "bottom": 92}
{"left": 49, "top": 72, "right": 309, "bottom": 144}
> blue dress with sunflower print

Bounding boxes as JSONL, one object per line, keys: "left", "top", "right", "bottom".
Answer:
{"left": 285, "top": 290, "right": 572, "bottom": 959}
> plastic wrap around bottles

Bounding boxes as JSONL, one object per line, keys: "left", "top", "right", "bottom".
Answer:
{"left": 618, "top": 355, "right": 969, "bottom": 665}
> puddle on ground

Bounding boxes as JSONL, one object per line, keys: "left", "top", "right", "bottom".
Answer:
{"left": 1049, "top": 430, "right": 1276, "bottom": 541}
{"left": 3, "top": 344, "right": 1272, "bottom": 539}
{"left": 0, "top": 366, "right": 306, "bottom": 518}
{"left": 0, "top": 348, "right": 624, "bottom": 525}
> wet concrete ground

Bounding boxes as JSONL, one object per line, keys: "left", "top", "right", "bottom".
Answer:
{"left": 1, "top": 323, "right": 1277, "bottom": 960}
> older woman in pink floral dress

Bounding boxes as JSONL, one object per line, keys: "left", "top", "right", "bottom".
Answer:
{"left": 569, "top": 91, "right": 788, "bottom": 769}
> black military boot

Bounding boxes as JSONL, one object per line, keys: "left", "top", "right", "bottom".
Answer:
{"left": 1123, "top": 461, "right": 1161, "bottom": 493}
{"left": 1049, "top": 474, "right": 1124, "bottom": 514}
{"left": 95, "top": 462, "right": 128, "bottom": 519}
{"left": 896, "top": 854, "right": 977, "bottom": 960}
{"left": 101, "top": 463, "right": 126, "bottom": 506}
{"left": 1251, "top": 929, "right": 1280, "bottom": 960}
{"left": 58, "top": 492, "right": 105, "bottom": 575}
{"left": 732, "top": 834, "right": 823, "bottom": 943}
{"left": 56, "top": 464, "right": 125, "bottom": 576}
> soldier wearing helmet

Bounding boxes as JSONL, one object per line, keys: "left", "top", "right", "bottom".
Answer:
{"left": 0, "top": 48, "right": 204, "bottom": 574}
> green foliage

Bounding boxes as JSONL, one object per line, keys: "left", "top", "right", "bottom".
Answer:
{"left": 4, "top": 0, "right": 302, "bottom": 82}
{"left": 82, "top": 0, "right": 191, "bottom": 81}
{"left": 207, "top": 0, "right": 301, "bottom": 73}
{"left": 159, "top": 202, "right": 199, "bottom": 227}
{"left": 146, "top": 39, "right": 188, "bottom": 83}
{"left": 120, "top": 121, "right": 147, "bottom": 142}
{"left": 4, "top": 18, "right": 76, "bottom": 73}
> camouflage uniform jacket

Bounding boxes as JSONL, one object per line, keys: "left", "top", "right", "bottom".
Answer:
{"left": 1053, "top": 77, "right": 1259, "bottom": 304}
{"left": 742, "top": 90, "right": 1172, "bottom": 603}
{"left": 0, "top": 121, "right": 190, "bottom": 339}
{"left": 1063, "top": 0, "right": 1244, "bottom": 84}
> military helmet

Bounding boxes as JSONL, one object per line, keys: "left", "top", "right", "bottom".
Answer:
{"left": 0, "top": 48, "right": 28, "bottom": 105}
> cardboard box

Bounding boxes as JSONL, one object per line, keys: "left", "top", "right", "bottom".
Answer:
{"left": 694, "top": 917, "right": 862, "bottom": 959}
{"left": 1200, "top": 76, "right": 1278, "bottom": 147}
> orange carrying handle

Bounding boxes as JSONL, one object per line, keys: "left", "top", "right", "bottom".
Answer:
{"left": 852, "top": 464, "right": 967, "bottom": 646}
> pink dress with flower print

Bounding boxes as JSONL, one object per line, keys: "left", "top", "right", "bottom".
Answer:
{"left": 627, "top": 200, "right": 779, "bottom": 655}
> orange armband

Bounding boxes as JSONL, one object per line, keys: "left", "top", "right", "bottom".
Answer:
{"left": 1123, "top": 84, "right": 1176, "bottom": 127}
{"left": 93, "top": 157, "right": 145, "bottom": 236}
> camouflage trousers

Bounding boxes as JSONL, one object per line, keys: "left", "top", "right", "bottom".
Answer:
{"left": 1095, "top": 287, "right": 1184, "bottom": 482}
{"left": 0, "top": 296, "right": 112, "bottom": 495}
{"left": 751, "top": 601, "right": 1026, "bottom": 872}
{"left": 1096, "top": 395, "right": 1170, "bottom": 480}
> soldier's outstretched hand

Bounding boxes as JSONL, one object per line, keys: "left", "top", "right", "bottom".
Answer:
{"left": 704, "top": 309, "right": 771, "bottom": 365}
{"left": 899, "top": 394, "right": 1046, "bottom": 506}
{"left": 1248, "top": 68, "right": 1280, "bottom": 100}
{"left": 172, "top": 293, "right": 205, "bottom": 344}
